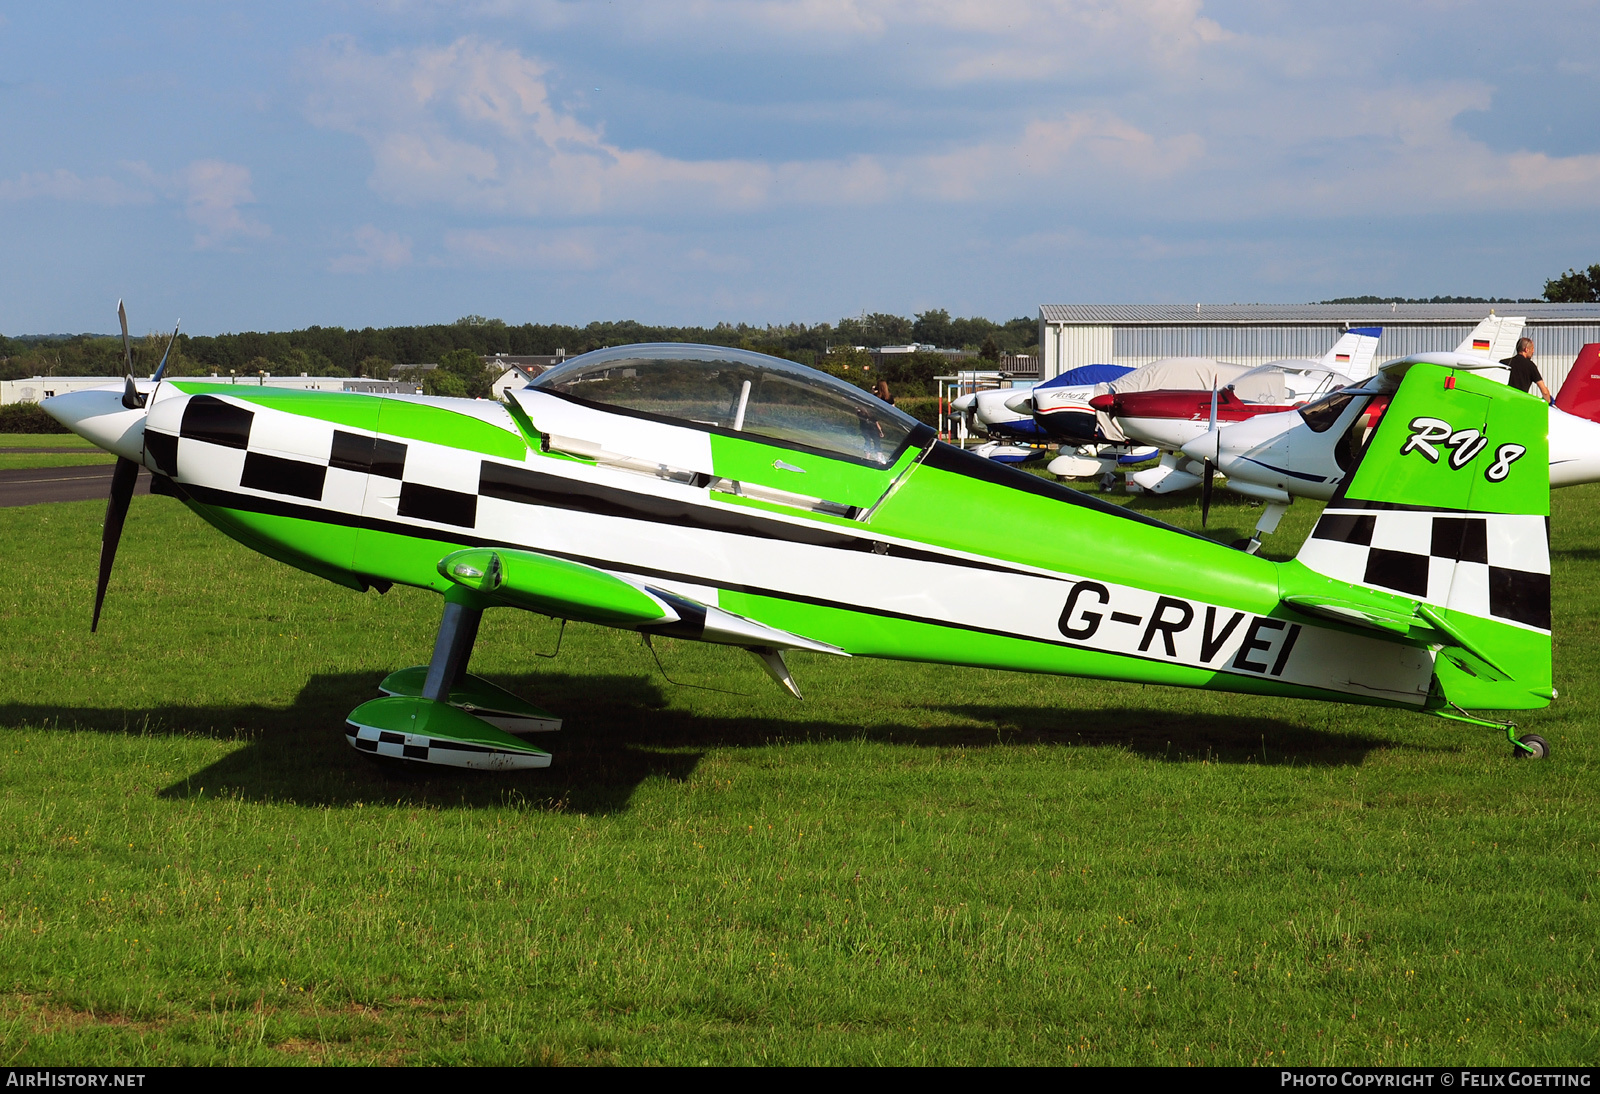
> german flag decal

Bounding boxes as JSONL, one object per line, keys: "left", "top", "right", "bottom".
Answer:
{"left": 1336, "top": 353, "right": 1351, "bottom": 362}
{"left": 1473, "top": 338, "right": 1492, "bottom": 351}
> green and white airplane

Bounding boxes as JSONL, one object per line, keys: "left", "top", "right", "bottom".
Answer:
{"left": 43, "top": 331, "right": 1556, "bottom": 770}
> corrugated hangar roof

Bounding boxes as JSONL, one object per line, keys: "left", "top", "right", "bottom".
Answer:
{"left": 1039, "top": 303, "right": 1600, "bottom": 324}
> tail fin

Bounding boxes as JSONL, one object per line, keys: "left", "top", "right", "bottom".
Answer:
{"left": 1453, "top": 314, "right": 1526, "bottom": 361}
{"left": 1322, "top": 326, "right": 1381, "bottom": 376}
{"left": 1553, "top": 343, "right": 1600, "bottom": 421}
{"left": 1294, "top": 361, "right": 1551, "bottom": 710}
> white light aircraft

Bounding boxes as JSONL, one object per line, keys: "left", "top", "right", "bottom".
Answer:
{"left": 1183, "top": 341, "right": 1600, "bottom": 553}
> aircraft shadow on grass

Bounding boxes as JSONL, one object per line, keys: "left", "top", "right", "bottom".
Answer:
{"left": 0, "top": 669, "right": 1407, "bottom": 814}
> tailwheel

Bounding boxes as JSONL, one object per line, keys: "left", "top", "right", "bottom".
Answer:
{"left": 1513, "top": 734, "right": 1550, "bottom": 760}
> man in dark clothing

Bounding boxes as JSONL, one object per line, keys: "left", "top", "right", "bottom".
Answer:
{"left": 1501, "top": 337, "right": 1552, "bottom": 402}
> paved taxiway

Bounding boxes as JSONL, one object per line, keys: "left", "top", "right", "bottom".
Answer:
{"left": 0, "top": 462, "right": 148, "bottom": 507}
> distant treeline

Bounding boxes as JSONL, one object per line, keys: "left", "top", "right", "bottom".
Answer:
{"left": 0, "top": 311, "right": 1039, "bottom": 393}
{"left": 1320, "top": 296, "right": 1545, "bottom": 304}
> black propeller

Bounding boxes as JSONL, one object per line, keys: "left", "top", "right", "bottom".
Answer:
{"left": 151, "top": 321, "right": 180, "bottom": 383}
{"left": 118, "top": 300, "right": 141, "bottom": 409}
{"left": 93, "top": 457, "right": 141, "bottom": 632}
{"left": 94, "top": 301, "right": 176, "bottom": 631}
{"left": 1200, "top": 380, "right": 1219, "bottom": 528}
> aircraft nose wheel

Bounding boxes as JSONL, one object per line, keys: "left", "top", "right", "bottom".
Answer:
{"left": 1514, "top": 734, "right": 1550, "bottom": 759}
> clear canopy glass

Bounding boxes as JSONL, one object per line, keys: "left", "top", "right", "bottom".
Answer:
{"left": 530, "top": 343, "right": 921, "bottom": 464}
{"left": 1296, "top": 389, "right": 1358, "bottom": 432}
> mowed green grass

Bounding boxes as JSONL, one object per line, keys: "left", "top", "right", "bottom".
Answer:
{"left": 0, "top": 434, "right": 98, "bottom": 449}
{"left": 0, "top": 434, "right": 109, "bottom": 471}
{"left": 0, "top": 483, "right": 1596, "bottom": 1065}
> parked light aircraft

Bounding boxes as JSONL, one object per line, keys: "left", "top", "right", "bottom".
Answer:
{"left": 1182, "top": 344, "right": 1600, "bottom": 552}
{"left": 1024, "top": 328, "right": 1379, "bottom": 487}
{"left": 950, "top": 364, "right": 1135, "bottom": 444}
{"left": 43, "top": 319, "right": 1558, "bottom": 768}
{"left": 1111, "top": 318, "right": 1524, "bottom": 496}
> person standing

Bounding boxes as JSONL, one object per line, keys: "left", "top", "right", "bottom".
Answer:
{"left": 1501, "top": 337, "right": 1553, "bottom": 402}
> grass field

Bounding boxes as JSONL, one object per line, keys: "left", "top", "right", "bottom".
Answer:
{"left": 0, "top": 477, "right": 1596, "bottom": 1065}
{"left": 0, "top": 434, "right": 100, "bottom": 449}
{"left": 0, "top": 434, "right": 108, "bottom": 471}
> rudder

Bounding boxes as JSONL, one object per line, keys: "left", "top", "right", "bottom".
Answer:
{"left": 1295, "top": 362, "right": 1552, "bottom": 710}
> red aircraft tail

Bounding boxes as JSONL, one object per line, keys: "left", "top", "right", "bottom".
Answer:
{"left": 1554, "top": 344, "right": 1600, "bottom": 421}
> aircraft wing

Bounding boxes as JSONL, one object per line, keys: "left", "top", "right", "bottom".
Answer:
{"left": 436, "top": 546, "right": 847, "bottom": 656}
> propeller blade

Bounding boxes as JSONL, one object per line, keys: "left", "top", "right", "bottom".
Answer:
{"left": 151, "top": 321, "right": 181, "bottom": 383}
{"left": 92, "top": 457, "right": 141, "bottom": 632}
{"left": 1200, "top": 459, "right": 1214, "bottom": 528}
{"left": 118, "top": 300, "right": 142, "bottom": 410}
{"left": 1208, "top": 379, "right": 1219, "bottom": 433}
{"left": 118, "top": 300, "right": 133, "bottom": 376}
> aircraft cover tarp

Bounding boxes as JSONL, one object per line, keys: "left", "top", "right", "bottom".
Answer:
{"left": 1044, "top": 364, "right": 1136, "bottom": 389}
{"left": 1092, "top": 357, "right": 1253, "bottom": 443}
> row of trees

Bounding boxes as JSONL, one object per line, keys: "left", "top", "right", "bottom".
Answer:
{"left": 1544, "top": 264, "right": 1600, "bottom": 303}
{"left": 0, "top": 310, "right": 1040, "bottom": 386}
{"left": 1324, "top": 264, "right": 1600, "bottom": 305}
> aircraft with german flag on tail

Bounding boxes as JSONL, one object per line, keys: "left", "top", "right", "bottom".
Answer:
{"left": 41, "top": 311, "right": 1558, "bottom": 770}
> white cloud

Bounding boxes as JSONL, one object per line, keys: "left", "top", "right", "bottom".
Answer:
{"left": 0, "top": 168, "right": 150, "bottom": 205}
{"left": 125, "top": 159, "right": 271, "bottom": 247}
{"left": 179, "top": 160, "right": 269, "bottom": 248}
{"left": 303, "top": 13, "right": 1600, "bottom": 243}
{"left": 0, "top": 161, "right": 281, "bottom": 247}
{"left": 303, "top": 36, "right": 1199, "bottom": 216}
{"left": 385, "top": 0, "right": 1230, "bottom": 69}
{"left": 329, "top": 225, "right": 414, "bottom": 272}
{"left": 443, "top": 226, "right": 606, "bottom": 269}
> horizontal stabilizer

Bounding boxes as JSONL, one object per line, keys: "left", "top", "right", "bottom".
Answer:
{"left": 1281, "top": 594, "right": 1514, "bottom": 679}
{"left": 1281, "top": 593, "right": 1415, "bottom": 635}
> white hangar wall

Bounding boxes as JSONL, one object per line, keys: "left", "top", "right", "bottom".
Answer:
{"left": 1038, "top": 304, "right": 1600, "bottom": 392}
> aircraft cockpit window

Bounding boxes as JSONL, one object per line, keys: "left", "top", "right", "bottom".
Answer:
{"left": 531, "top": 343, "right": 921, "bottom": 465}
{"left": 1297, "top": 389, "right": 1356, "bottom": 433}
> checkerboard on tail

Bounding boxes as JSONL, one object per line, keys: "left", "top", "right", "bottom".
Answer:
{"left": 1287, "top": 361, "right": 1553, "bottom": 723}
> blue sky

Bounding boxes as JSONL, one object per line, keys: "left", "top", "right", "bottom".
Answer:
{"left": 3, "top": 1, "right": 1599, "bottom": 334}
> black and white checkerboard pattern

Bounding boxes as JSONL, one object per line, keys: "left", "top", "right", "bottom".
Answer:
{"left": 345, "top": 723, "right": 550, "bottom": 770}
{"left": 1298, "top": 506, "right": 1550, "bottom": 631}
{"left": 144, "top": 392, "right": 505, "bottom": 531}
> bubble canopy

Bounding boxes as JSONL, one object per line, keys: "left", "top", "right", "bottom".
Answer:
{"left": 528, "top": 343, "right": 922, "bottom": 465}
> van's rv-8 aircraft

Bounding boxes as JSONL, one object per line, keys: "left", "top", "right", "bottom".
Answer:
{"left": 43, "top": 314, "right": 1558, "bottom": 770}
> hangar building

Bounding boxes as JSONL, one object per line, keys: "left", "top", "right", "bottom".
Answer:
{"left": 1038, "top": 303, "right": 1600, "bottom": 392}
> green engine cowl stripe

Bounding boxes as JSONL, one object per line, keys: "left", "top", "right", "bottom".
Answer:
{"left": 168, "top": 383, "right": 527, "bottom": 460}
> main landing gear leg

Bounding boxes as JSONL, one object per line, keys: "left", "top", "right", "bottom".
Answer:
{"left": 423, "top": 599, "right": 481, "bottom": 702}
{"left": 344, "top": 595, "right": 556, "bottom": 771}
{"left": 375, "top": 598, "right": 562, "bottom": 735}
